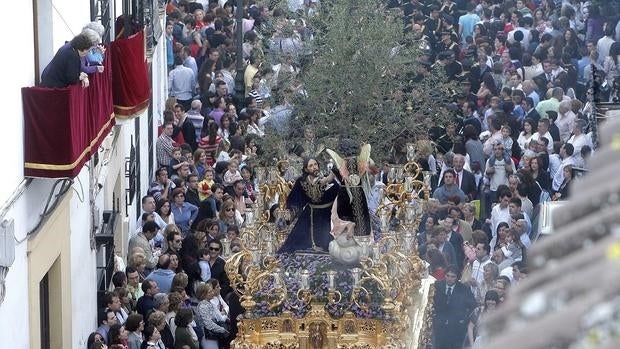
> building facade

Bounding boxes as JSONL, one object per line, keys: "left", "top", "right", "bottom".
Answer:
{"left": 0, "top": 0, "right": 167, "bottom": 348}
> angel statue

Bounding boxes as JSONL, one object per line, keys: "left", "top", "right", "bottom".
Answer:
{"left": 326, "top": 139, "right": 373, "bottom": 264}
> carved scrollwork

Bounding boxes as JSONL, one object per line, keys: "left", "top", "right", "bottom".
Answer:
{"left": 262, "top": 318, "right": 280, "bottom": 331}
{"left": 358, "top": 321, "right": 376, "bottom": 332}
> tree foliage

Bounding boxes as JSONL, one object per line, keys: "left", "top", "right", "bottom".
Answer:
{"left": 260, "top": 0, "right": 456, "bottom": 163}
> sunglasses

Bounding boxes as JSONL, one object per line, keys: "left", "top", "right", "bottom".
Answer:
{"left": 225, "top": 208, "right": 234, "bottom": 212}
{"left": 209, "top": 247, "right": 221, "bottom": 251}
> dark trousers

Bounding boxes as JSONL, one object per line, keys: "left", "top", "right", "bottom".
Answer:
{"left": 434, "top": 322, "right": 468, "bottom": 349}
{"left": 177, "top": 98, "right": 192, "bottom": 111}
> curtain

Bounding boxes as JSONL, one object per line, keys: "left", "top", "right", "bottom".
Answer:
{"left": 22, "top": 49, "right": 115, "bottom": 178}
{"left": 111, "top": 30, "right": 151, "bottom": 118}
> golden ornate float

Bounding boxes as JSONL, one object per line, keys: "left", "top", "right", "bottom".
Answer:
{"left": 224, "top": 153, "right": 435, "bottom": 349}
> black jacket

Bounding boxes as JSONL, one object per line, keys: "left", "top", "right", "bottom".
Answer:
{"left": 40, "top": 43, "right": 81, "bottom": 88}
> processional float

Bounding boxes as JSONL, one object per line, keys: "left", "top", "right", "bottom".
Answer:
{"left": 222, "top": 144, "right": 436, "bottom": 349}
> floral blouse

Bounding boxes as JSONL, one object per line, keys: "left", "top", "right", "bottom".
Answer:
{"left": 196, "top": 299, "right": 228, "bottom": 334}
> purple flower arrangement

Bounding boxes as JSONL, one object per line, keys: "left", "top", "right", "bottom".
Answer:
{"left": 250, "top": 253, "right": 387, "bottom": 319}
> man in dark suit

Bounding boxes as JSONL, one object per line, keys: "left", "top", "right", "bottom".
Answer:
{"left": 434, "top": 266, "right": 477, "bottom": 349}
{"left": 453, "top": 154, "right": 478, "bottom": 201}
{"left": 533, "top": 60, "right": 554, "bottom": 94}
{"left": 438, "top": 154, "right": 478, "bottom": 201}
{"left": 523, "top": 97, "right": 541, "bottom": 124}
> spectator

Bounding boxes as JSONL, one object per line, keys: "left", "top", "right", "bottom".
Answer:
{"left": 108, "top": 323, "right": 129, "bottom": 348}
{"left": 206, "top": 239, "right": 231, "bottom": 297}
{"left": 144, "top": 254, "right": 177, "bottom": 293}
{"left": 148, "top": 310, "right": 174, "bottom": 349}
{"left": 174, "top": 308, "right": 199, "bottom": 349}
{"left": 433, "top": 265, "right": 476, "bottom": 349}
{"left": 125, "top": 314, "right": 145, "bottom": 349}
{"left": 96, "top": 309, "right": 118, "bottom": 344}
{"left": 157, "top": 123, "right": 176, "bottom": 168}
{"left": 170, "top": 188, "right": 199, "bottom": 236}
{"left": 40, "top": 33, "right": 93, "bottom": 88}
{"left": 195, "top": 282, "right": 229, "bottom": 348}
{"left": 136, "top": 280, "right": 160, "bottom": 318}
{"left": 433, "top": 169, "right": 467, "bottom": 205}
{"left": 168, "top": 55, "right": 196, "bottom": 111}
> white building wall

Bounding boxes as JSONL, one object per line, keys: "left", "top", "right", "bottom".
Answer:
{"left": 0, "top": 2, "right": 169, "bottom": 348}
{"left": 0, "top": 0, "right": 34, "bottom": 205}
{"left": 0, "top": 192, "right": 31, "bottom": 349}
{"left": 69, "top": 168, "right": 98, "bottom": 349}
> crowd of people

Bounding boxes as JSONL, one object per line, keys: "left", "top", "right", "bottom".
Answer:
{"left": 88, "top": 0, "right": 317, "bottom": 348}
{"left": 401, "top": 0, "right": 618, "bottom": 348}
{"left": 84, "top": 0, "right": 620, "bottom": 348}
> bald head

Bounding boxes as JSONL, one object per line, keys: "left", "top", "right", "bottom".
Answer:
{"left": 522, "top": 80, "right": 534, "bottom": 94}
{"left": 158, "top": 254, "right": 170, "bottom": 269}
{"left": 191, "top": 99, "right": 202, "bottom": 111}
{"left": 453, "top": 154, "right": 465, "bottom": 172}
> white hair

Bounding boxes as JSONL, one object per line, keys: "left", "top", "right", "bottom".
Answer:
{"left": 83, "top": 21, "right": 105, "bottom": 37}
{"left": 81, "top": 28, "right": 101, "bottom": 45}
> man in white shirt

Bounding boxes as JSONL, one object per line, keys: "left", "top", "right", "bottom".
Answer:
{"left": 567, "top": 119, "right": 592, "bottom": 164}
{"left": 597, "top": 24, "right": 616, "bottom": 65}
{"left": 530, "top": 118, "right": 554, "bottom": 153}
{"left": 552, "top": 143, "right": 578, "bottom": 191}
{"left": 489, "top": 191, "right": 512, "bottom": 247}
{"left": 483, "top": 117, "right": 503, "bottom": 157}
{"left": 469, "top": 242, "right": 492, "bottom": 289}
{"left": 485, "top": 143, "right": 516, "bottom": 198}
{"left": 135, "top": 195, "right": 168, "bottom": 246}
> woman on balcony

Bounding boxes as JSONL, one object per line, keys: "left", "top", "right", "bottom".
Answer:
{"left": 170, "top": 188, "right": 198, "bottom": 236}
{"left": 40, "top": 33, "right": 93, "bottom": 88}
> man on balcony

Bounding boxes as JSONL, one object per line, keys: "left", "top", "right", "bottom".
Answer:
{"left": 168, "top": 55, "right": 196, "bottom": 111}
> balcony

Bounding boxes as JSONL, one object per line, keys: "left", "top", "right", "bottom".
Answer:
{"left": 22, "top": 30, "right": 151, "bottom": 178}
{"left": 22, "top": 54, "right": 115, "bottom": 179}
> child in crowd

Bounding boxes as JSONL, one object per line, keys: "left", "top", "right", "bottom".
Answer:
{"left": 198, "top": 248, "right": 211, "bottom": 282}
{"left": 216, "top": 139, "right": 231, "bottom": 162}
{"left": 240, "top": 165, "right": 256, "bottom": 201}
{"left": 169, "top": 147, "right": 188, "bottom": 173}
{"left": 223, "top": 159, "right": 243, "bottom": 187}
{"left": 198, "top": 167, "right": 216, "bottom": 201}
{"left": 488, "top": 125, "right": 513, "bottom": 166}
{"left": 181, "top": 148, "right": 198, "bottom": 176}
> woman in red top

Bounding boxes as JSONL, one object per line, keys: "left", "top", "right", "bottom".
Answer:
{"left": 194, "top": 9, "right": 206, "bottom": 30}
{"left": 199, "top": 122, "right": 222, "bottom": 166}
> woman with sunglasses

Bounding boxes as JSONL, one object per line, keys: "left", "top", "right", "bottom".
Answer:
{"left": 170, "top": 188, "right": 198, "bottom": 236}
{"left": 217, "top": 200, "right": 243, "bottom": 233}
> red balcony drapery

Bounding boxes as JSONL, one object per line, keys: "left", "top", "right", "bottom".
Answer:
{"left": 111, "top": 30, "right": 151, "bottom": 118}
{"left": 22, "top": 51, "right": 115, "bottom": 178}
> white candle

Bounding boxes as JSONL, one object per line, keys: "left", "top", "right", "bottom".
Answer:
{"left": 351, "top": 268, "right": 361, "bottom": 286}
{"left": 327, "top": 270, "right": 336, "bottom": 289}
{"left": 300, "top": 269, "right": 310, "bottom": 289}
